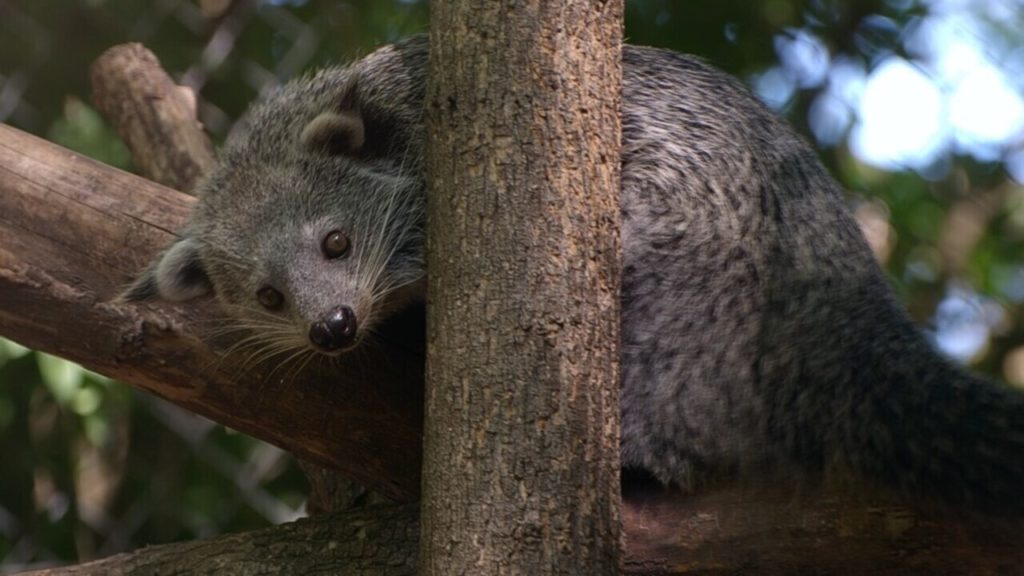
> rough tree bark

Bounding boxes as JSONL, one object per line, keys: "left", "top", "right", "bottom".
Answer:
{"left": 90, "top": 43, "right": 214, "bottom": 193}
{"left": 421, "top": 1, "right": 624, "bottom": 574}
{"left": 18, "top": 504, "right": 421, "bottom": 576}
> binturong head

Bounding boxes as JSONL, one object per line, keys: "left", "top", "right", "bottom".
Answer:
{"left": 122, "top": 49, "right": 428, "bottom": 359}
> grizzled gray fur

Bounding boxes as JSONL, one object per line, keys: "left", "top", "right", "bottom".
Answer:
{"left": 127, "top": 35, "right": 1024, "bottom": 515}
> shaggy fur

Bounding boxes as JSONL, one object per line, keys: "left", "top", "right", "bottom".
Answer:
{"left": 127, "top": 36, "right": 1024, "bottom": 515}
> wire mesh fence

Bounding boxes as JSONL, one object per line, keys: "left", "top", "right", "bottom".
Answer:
{"left": 0, "top": 0, "right": 427, "bottom": 138}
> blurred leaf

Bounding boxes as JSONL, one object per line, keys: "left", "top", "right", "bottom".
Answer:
{"left": 47, "top": 98, "right": 131, "bottom": 170}
{"left": 36, "top": 354, "right": 84, "bottom": 406}
{"left": 0, "top": 338, "right": 31, "bottom": 362}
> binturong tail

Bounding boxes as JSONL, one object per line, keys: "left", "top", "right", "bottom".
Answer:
{"left": 762, "top": 261, "right": 1024, "bottom": 517}
{"left": 821, "top": 285, "right": 1024, "bottom": 516}
{"left": 839, "top": 329, "right": 1024, "bottom": 516}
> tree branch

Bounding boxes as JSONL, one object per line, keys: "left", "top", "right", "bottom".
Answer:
{"left": 15, "top": 482, "right": 1023, "bottom": 575}
{"left": 90, "top": 43, "right": 215, "bottom": 193}
{"left": 0, "top": 123, "right": 423, "bottom": 502}
{"left": 88, "top": 41, "right": 386, "bottom": 515}
{"left": 620, "top": 482, "right": 1024, "bottom": 575}
{"left": 17, "top": 503, "right": 421, "bottom": 576}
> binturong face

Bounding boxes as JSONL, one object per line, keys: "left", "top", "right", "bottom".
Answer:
{"left": 122, "top": 82, "right": 426, "bottom": 360}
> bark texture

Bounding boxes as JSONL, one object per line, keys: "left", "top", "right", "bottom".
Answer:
{"left": 620, "top": 483, "right": 1024, "bottom": 575}
{"left": 0, "top": 123, "right": 423, "bottom": 502}
{"left": 421, "top": 1, "right": 624, "bottom": 574}
{"left": 17, "top": 503, "right": 421, "bottom": 576}
{"left": 90, "top": 43, "right": 215, "bottom": 193}
{"left": 17, "top": 484, "right": 1021, "bottom": 575}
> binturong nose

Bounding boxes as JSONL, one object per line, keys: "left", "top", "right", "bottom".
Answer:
{"left": 308, "top": 305, "right": 358, "bottom": 353}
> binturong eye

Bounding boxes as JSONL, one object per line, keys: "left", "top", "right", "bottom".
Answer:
{"left": 322, "top": 230, "right": 351, "bottom": 259}
{"left": 257, "top": 286, "right": 284, "bottom": 310}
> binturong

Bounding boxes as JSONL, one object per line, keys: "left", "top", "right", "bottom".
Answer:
{"left": 125, "top": 36, "right": 1024, "bottom": 517}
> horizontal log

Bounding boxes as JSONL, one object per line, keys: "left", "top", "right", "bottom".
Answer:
{"left": 14, "top": 483, "right": 1023, "bottom": 575}
{"left": 16, "top": 503, "right": 421, "bottom": 576}
{"left": 621, "top": 481, "right": 1023, "bottom": 575}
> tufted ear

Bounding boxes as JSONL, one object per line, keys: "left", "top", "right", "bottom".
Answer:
{"left": 300, "top": 110, "right": 365, "bottom": 156}
{"left": 121, "top": 237, "right": 212, "bottom": 302}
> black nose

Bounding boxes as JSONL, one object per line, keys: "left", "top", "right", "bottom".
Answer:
{"left": 308, "top": 306, "right": 358, "bottom": 352}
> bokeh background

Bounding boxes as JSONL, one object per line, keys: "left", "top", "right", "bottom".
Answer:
{"left": 1, "top": 0, "right": 1023, "bottom": 571}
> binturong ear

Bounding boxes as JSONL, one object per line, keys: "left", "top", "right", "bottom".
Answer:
{"left": 121, "top": 237, "right": 212, "bottom": 302}
{"left": 300, "top": 111, "right": 365, "bottom": 156}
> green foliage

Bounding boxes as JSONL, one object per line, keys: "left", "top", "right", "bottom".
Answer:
{"left": 0, "top": 339, "right": 306, "bottom": 568}
{"left": 47, "top": 98, "right": 131, "bottom": 170}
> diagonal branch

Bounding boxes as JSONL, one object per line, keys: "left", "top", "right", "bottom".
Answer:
{"left": 90, "top": 43, "right": 215, "bottom": 193}
{"left": 0, "top": 123, "right": 424, "bottom": 502}
{"left": 88, "top": 41, "right": 387, "bottom": 515}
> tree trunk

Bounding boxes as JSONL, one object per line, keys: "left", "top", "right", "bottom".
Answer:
{"left": 421, "top": 2, "right": 624, "bottom": 574}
